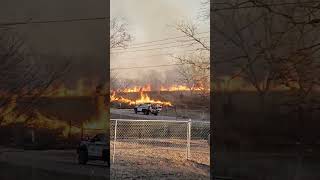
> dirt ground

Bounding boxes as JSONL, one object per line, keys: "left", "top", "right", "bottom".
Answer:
{"left": 109, "top": 109, "right": 210, "bottom": 179}
{"left": 110, "top": 141, "right": 210, "bottom": 179}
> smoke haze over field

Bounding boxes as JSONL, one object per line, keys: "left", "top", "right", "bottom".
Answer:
{"left": 111, "top": 0, "right": 210, "bottom": 80}
{"left": 0, "top": 0, "right": 107, "bottom": 87}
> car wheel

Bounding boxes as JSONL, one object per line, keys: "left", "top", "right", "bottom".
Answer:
{"left": 146, "top": 110, "right": 150, "bottom": 115}
{"left": 134, "top": 108, "right": 137, "bottom": 114}
{"left": 102, "top": 149, "right": 110, "bottom": 166}
{"left": 78, "top": 150, "right": 88, "bottom": 165}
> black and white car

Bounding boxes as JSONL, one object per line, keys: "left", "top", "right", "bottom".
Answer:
{"left": 134, "top": 103, "right": 162, "bottom": 116}
{"left": 77, "top": 133, "right": 109, "bottom": 165}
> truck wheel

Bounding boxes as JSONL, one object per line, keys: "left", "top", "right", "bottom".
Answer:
{"left": 78, "top": 150, "right": 88, "bottom": 165}
{"left": 102, "top": 149, "right": 110, "bottom": 166}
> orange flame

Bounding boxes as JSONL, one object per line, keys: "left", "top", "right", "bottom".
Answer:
{"left": 160, "top": 85, "right": 191, "bottom": 91}
{"left": 122, "top": 84, "right": 151, "bottom": 93}
{"left": 0, "top": 82, "right": 106, "bottom": 137}
{"left": 111, "top": 91, "right": 172, "bottom": 106}
{"left": 119, "top": 84, "right": 210, "bottom": 92}
{"left": 1, "top": 109, "right": 81, "bottom": 137}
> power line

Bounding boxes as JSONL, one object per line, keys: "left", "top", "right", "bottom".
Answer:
{"left": 112, "top": 36, "right": 209, "bottom": 50}
{"left": 111, "top": 42, "right": 204, "bottom": 54}
{"left": 122, "top": 31, "right": 210, "bottom": 46}
{"left": 0, "top": 17, "right": 107, "bottom": 26}
{"left": 213, "top": 1, "right": 320, "bottom": 11}
{"left": 111, "top": 49, "right": 208, "bottom": 61}
{"left": 110, "top": 63, "right": 188, "bottom": 71}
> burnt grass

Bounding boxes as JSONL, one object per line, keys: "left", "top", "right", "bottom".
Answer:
{"left": 212, "top": 91, "right": 320, "bottom": 179}
{"left": 212, "top": 91, "right": 320, "bottom": 151}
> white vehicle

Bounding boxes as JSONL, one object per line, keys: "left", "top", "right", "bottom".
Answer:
{"left": 77, "top": 133, "right": 109, "bottom": 165}
{"left": 134, "top": 103, "right": 162, "bottom": 116}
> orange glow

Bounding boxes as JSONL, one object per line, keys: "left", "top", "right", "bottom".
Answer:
{"left": 83, "top": 94, "right": 108, "bottom": 130}
{"left": 119, "top": 84, "right": 210, "bottom": 92}
{"left": 2, "top": 108, "right": 81, "bottom": 137}
{"left": 42, "top": 79, "right": 94, "bottom": 97}
{"left": 122, "top": 84, "right": 151, "bottom": 93}
{"left": 0, "top": 80, "right": 107, "bottom": 137}
{"left": 0, "top": 94, "right": 107, "bottom": 137}
{"left": 161, "top": 85, "right": 186, "bottom": 91}
{"left": 111, "top": 91, "right": 172, "bottom": 106}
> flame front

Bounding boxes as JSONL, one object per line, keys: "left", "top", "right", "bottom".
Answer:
{"left": 111, "top": 91, "right": 172, "bottom": 106}
{"left": 122, "top": 84, "right": 151, "bottom": 93}
{"left": 118, "top": 84, "right": 210, "bottom": 92}
{"left": 0, "top": 79, "right": 106, "bottom": 138}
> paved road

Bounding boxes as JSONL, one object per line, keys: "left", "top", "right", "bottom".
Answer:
{"left": 0, "top": 146, "right": 209, "bottom": 180}
{"left": 0, "top": 147, "right": 109, "bottom": 179}
{"left": 111, "top": 108, "right": 209, "bottom": 123}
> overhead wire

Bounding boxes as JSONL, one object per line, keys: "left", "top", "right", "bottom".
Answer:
{"left": 110, "top": 63, "right": 190, "bottom": 71}
{"left": 212, "top": 1, "right": 320, "bottom": 11}
{"left": 112, "top": 36, "right": 209, "bottom": 50}
{"left": 0, "top": 17, "right": 107, "bottom": 27}
{"left": 119, "top": 31, "right": 209, "bottom": 47}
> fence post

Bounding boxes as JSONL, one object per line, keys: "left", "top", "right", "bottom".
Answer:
{"left": 187, "top": 119, "right": 191, "bottom": 160}
{"left": 112, "top": 120, "right": 118, "bottom": 163}
{"left": 81, "top": 124, "right": 83, "bottom": 140}
{"left": 31, "top": 129, "right": 35, "bottom": 143}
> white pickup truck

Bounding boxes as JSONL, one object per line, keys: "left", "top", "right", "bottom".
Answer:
{"left": 77, "top": 133, "right": 109, "bottom": 165}
{"left": 134, "top": 103, "right": 162, "bottom": 116}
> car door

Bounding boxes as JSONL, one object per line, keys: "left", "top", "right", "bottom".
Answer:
{"left": 87, "top": 135, "right": 104, "bottom": 157}
{"left": 88, "top": 135, "right": 100, "bottom": 156}
{"left": 87, "top": 141, "right": 98, "bottom": 157}
{"left": 137, "top": 104, "right": 143, "bottom": 111}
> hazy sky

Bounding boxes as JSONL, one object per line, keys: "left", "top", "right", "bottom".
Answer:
{"left": 0, "top": 0, "right": 107, "bottom": 86}
{"left": 111, "top": 0, "right": 209, "bottom": 79}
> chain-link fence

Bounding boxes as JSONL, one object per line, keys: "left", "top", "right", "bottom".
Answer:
{"left": 190, "top": 121, "right": 210, "bottom": 164}
{"left": 110, "top": 119, "right": 210, "bottom": 165}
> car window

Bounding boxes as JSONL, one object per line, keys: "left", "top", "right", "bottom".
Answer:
{"left": 97, "top": 134, "right": 106, "bottom": 142}
{"left": 91, "top": 134, "right": 106, "bottom": 142}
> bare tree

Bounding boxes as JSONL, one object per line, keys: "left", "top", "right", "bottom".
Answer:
{"left": 172, "top": 2, "right": 210, "bottom": 99}
{"left": 170, "top": 0, "right": 210, "bottom": 93}
{"left": 213, "top": 0, "right": 320, "bottom": 114}
{"left": 0, "top": 30, "right": 70, "bottom": 126}
{"left": 175, "top": 52, "right": 210, "bottom": 97}
{"left": 110, "top": 18, "right": 132, "bottom": 49}
{"left": 213, "top": 2, "right": 320, "bottom": 166}
{"left": 110, "top": 17, "right": 132, "bottom": 93}
{"left": 110, "top": 71, "right": 119, "bottom": 92}
{"left": 199, "top": 0, "right": 211, "bottom": 21}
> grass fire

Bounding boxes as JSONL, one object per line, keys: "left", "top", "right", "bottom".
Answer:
{"left": 0, "top": 79, "right": 108, "bottom": 148}
{"left": 117, "top": 84, "right": 210, "bottom": 93}
{"left": 111, "top": 91, "right": 172, "bottom": 106}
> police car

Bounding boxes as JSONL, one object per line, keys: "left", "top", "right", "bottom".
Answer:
{"left": 77, "top": 133, "right": 109, "bottom": 165}
{"left": 134, "top": 103, "right": 162, "bottom": 115}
